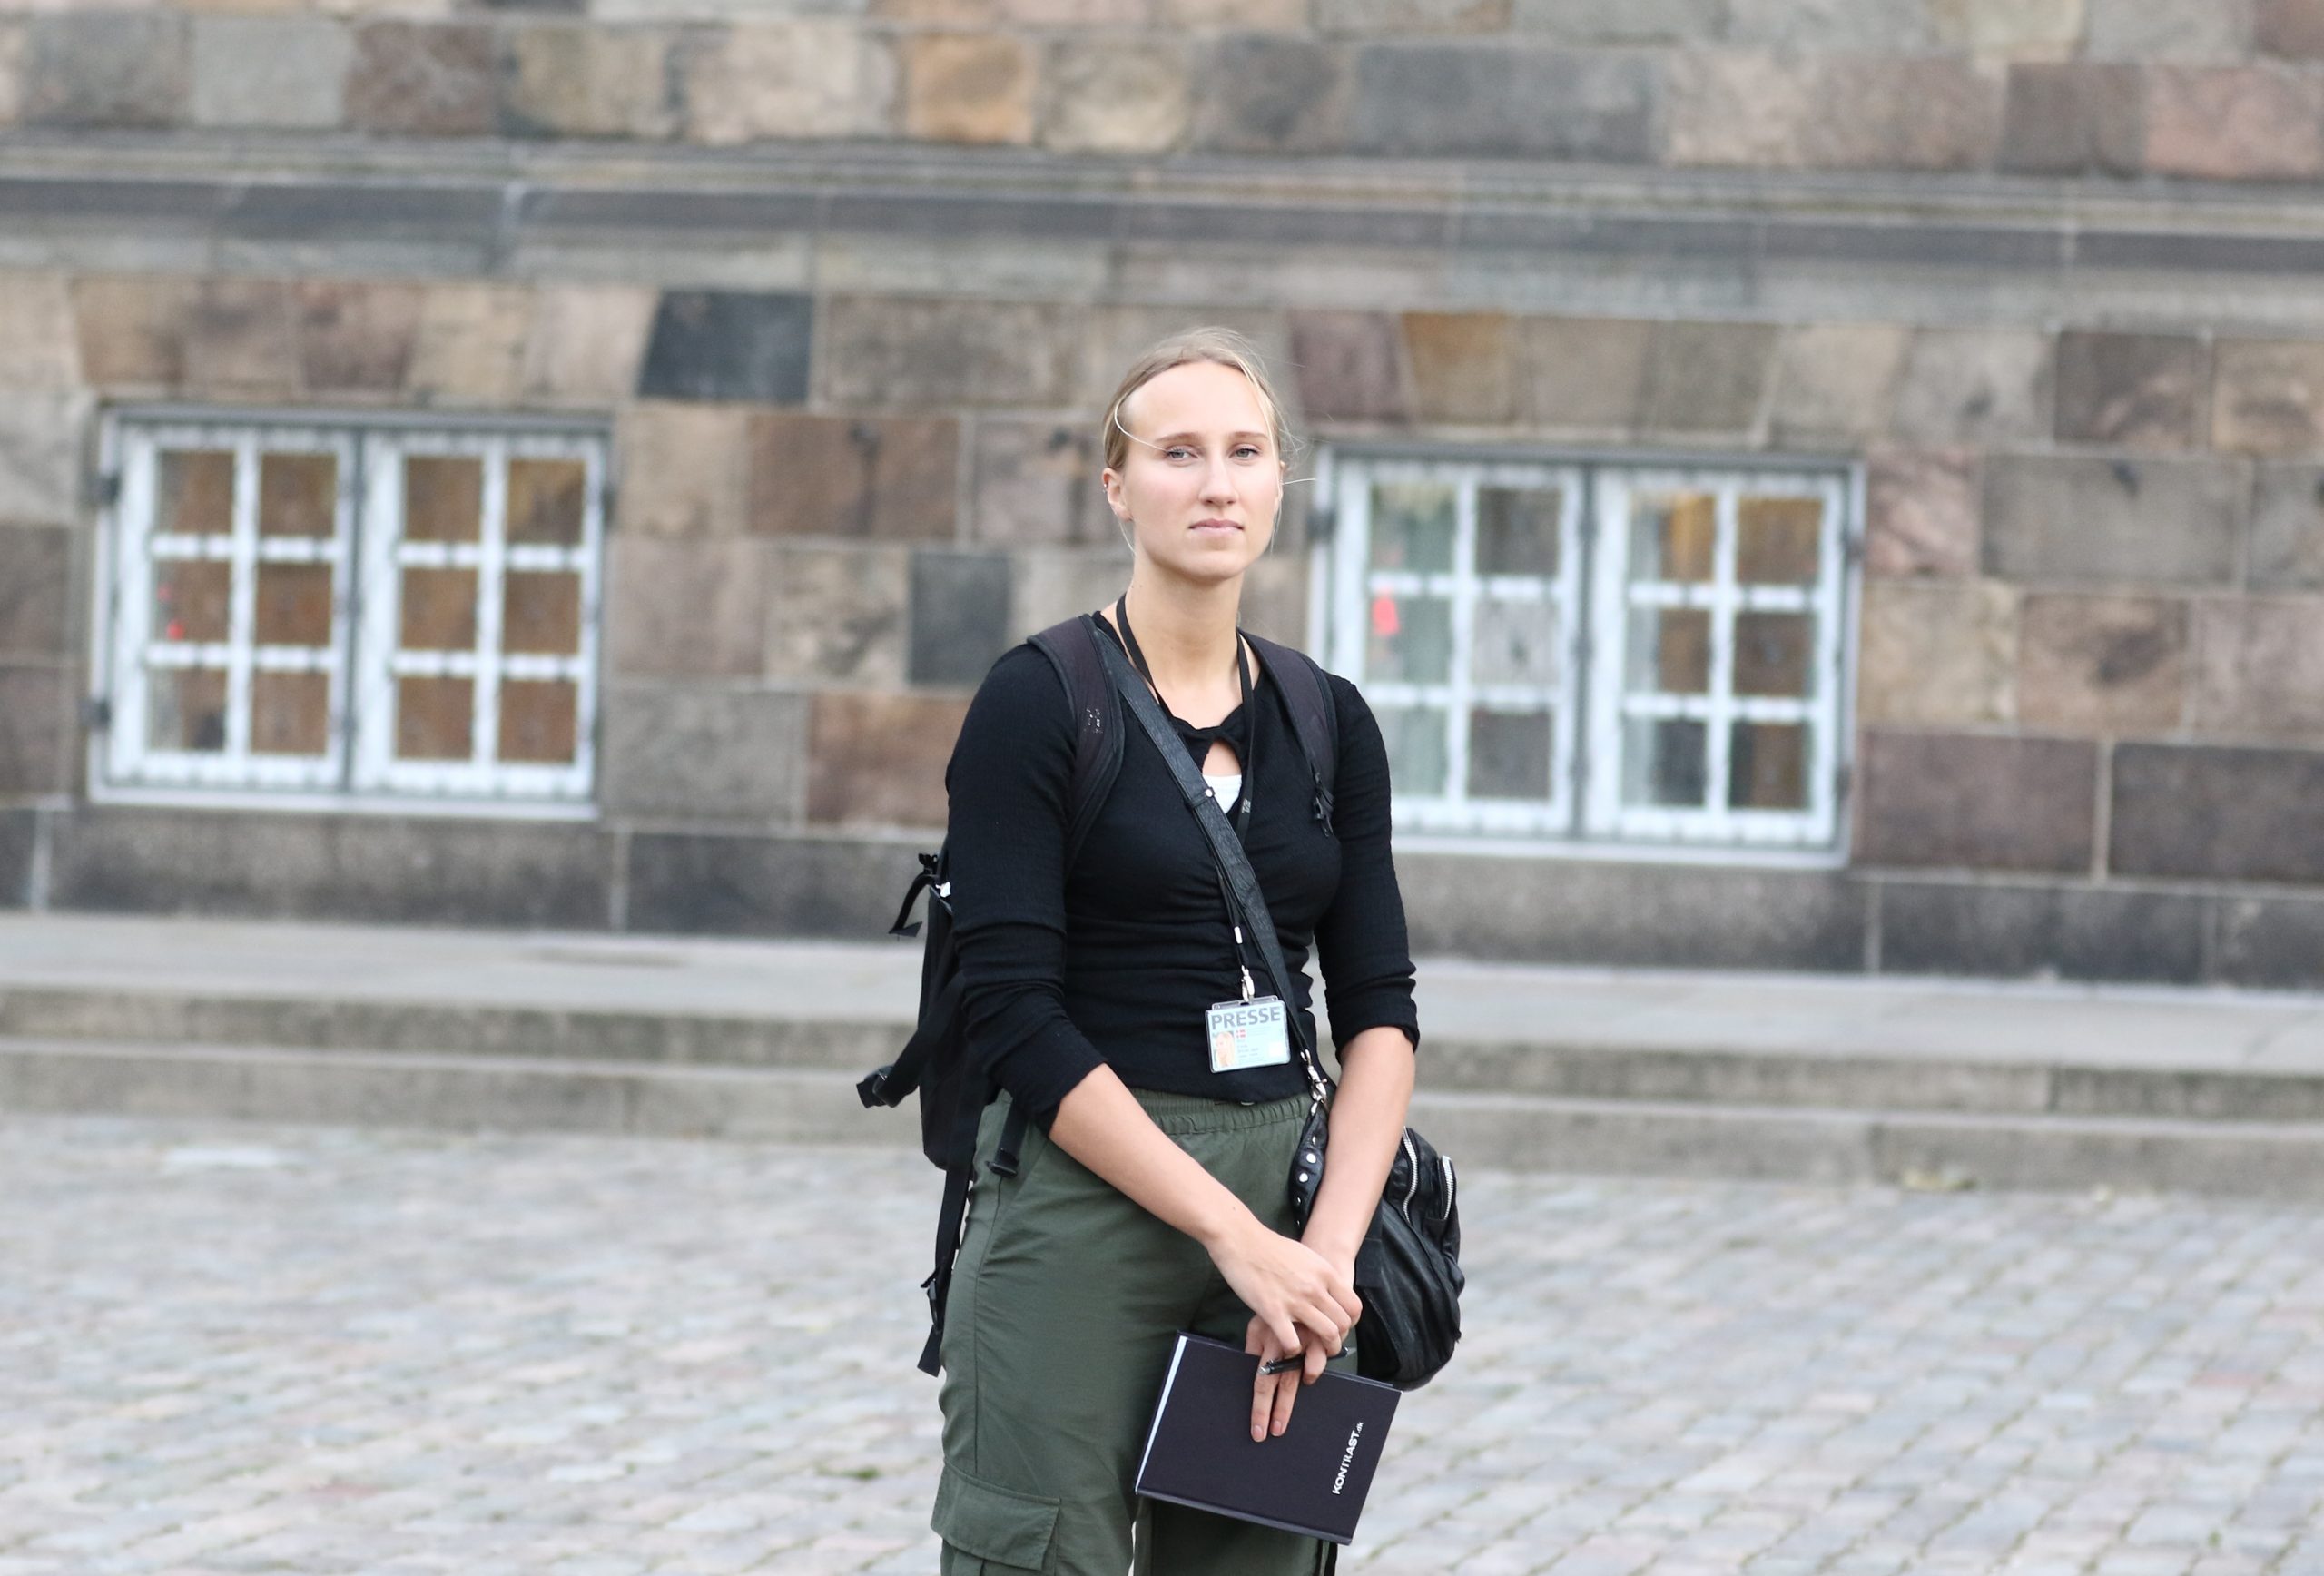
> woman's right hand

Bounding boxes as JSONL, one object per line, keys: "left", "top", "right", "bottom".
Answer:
{"left": 1205, "top": 1211, "right": 1363, "bottom": 1363}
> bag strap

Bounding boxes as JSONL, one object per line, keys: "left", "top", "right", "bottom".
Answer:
{"left": 1029, "top": 617, "right": 1127, "bottom": 867}
{"left": 1245, "top": 632, "right": 1338, "bottom": 833}
{"left": 1084, "top": 614, "right": 1334, "bottom": 1108}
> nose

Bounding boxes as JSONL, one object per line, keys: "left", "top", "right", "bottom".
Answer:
{"left": 1199, "top": 450, "right": 1236, "bottom": 504}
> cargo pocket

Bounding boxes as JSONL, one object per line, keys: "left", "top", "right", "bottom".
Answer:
{"left": 931, "top": 1463, "right": 1060, "bottom": 1572}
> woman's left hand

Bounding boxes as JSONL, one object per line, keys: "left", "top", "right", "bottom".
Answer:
{"left": 1244, "top": 1246, "right": 1356, "bottom": 1443}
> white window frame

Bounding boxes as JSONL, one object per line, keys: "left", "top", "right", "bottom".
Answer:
{"left": 1315, "top": 449, "right": 1856, "bottom": 861}
{"left": 93, "top": 409, "right": 607, "bottom": 818}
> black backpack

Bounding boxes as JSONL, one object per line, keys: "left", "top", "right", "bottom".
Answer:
{"left": 856, "top": 612, "right": 1341, "bottom": 1375}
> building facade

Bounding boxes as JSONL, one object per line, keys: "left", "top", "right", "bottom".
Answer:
{"left": 4, "top": 0, "right": 2324, "bottom": 987}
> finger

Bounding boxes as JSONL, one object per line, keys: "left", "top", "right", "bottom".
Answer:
{"left": 1266, "top": 1312, "right": 1303, "bottom": 1360}
{"left": 1270, "top": 1367, "right": 1298, "bottom": 1436}
{"left": 1251, "top": 1371, "right": 1274, "bottom": 1442}
{"left": 1304, "top": 1341, "right": 1328, "bottom": 1384}
{"left": 1333, "top": 1284, "right": 1364, "bottom": 1325}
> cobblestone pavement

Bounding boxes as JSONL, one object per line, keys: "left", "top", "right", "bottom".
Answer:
{"left": 5, "top": 1116, "right": 2323, "bottom": 1576}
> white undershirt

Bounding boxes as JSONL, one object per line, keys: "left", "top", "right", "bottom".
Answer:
{"left": 1204, "top": 773, "right": 1244, "bottom": 809}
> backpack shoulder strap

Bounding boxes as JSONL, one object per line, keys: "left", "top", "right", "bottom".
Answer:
{"left": 1028, "top": 615, "right": 1125, "bottom": 866}
{"left": 1246, "top": 634, "right": 1339, "bottom": 832}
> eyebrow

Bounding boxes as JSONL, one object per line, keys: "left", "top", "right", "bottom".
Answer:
{"left": 1146, "top": 430, "right": 1271, "bottom": 443}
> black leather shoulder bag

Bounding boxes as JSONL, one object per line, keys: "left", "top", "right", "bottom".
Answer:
{"left": 1089, "top": 616, "right": 1464, "bottom": 1391}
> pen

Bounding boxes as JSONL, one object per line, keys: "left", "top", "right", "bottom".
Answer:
{"left": 1259, "top": 1355, "right": 1303, "bottom": 1375}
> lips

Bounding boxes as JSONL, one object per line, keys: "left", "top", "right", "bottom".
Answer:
{"left": 1190, "top": 518, "right": 1243, "bottom": 532}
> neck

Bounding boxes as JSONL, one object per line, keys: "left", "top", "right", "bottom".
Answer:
{"left": 1119, "top": 568, "right": 1242, "bottom": 691}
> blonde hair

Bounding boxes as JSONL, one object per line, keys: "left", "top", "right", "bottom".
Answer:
{"left": 1099, "top": 327, "right": 1296, "bottom": 476}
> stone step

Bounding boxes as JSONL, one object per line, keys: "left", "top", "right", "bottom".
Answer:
{"left": 6, "top": 982, "right": 2324, "bottom": 1125}
{"left": 6, "top": 1038, "right": 2320, "bottom": 1199}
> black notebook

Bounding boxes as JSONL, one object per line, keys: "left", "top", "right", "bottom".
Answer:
{"left": 1133, "top": 1333, "right": 1401, "bottom": 1546}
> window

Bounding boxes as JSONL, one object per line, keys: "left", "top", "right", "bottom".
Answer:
{"left": 98, "top": 414, "right": 606, "bottom": 813}
{"left": 1318, "top": 454, "right": 1854, "bottom": 854}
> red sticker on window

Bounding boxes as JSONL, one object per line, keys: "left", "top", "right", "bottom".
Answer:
{"left": 1370, "top": 594, "right": 1401, "bottom": 638}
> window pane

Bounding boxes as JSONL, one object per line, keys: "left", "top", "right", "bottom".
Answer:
{"left": 1629, "top": 491, "right": 1716, "bottom": 584}
{"left": 1737, "top": 497, "right": 1822, "bottom": 586}
{"left": 1730, "top": 722, "right": 1809, "bottom": 811}
{"left": 158, "top": 450, "right": 234, "bottom": 537}
{"left": 1626, "top": 607, "right": 1711, "bottom": 695}
{"left": 1368, "top": 483, "right": 1455, "bottom": 573}
{"left": 1622, "top": 717, "right": 1706, "bottom": 808}
{"left": 1472, "top": 596, "right": 1559, "bottom": 688}
{"left": 400, "top": 568, "right": 478, "bottom": 651}
{"left": 153, "top": 558, "right": 232, "bottom": 644}
{"left": 397, "top": 675, "right": 472, "bottom": 760}
{"left": 255, "top": 564, "right": 334, "bottom": 647}
{"left": 251, "top": 671, "right": 330, "bottom": 756}
{"left": 1468, "top": 707, "right": 1552, "bottom": 800}
{"left": 503, "top": 571, "right": 582, "bottom": 656}
{"left": 259, "top": 453, "right": 335, "bottom": 538}
{"left": 1476, "top": 487, "right": 1560, "bottom": 576}
{"left": 1733, "top": 612, "right": 1816, "bottom": 699}
{"left": 1366, "top": 594, "right": 1452, "bottom": 685}
{"left": 498, "top": 679, "right": 578, "bottom": 764}
{"left": 406, "top": 456, "right": 482, "bottom": 543}
{"left": 1377, "top": 705, "right": 1449, "bottom": 797}
{"left": 147, "top": 666, "right": 228, "bottom": 753}
{"left": 507, "top": 458, "right": 587, "bottom": 547}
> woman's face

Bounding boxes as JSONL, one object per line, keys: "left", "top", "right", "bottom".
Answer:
{"left": 1102, "top": 360, "right": 1285, "bottom": 588}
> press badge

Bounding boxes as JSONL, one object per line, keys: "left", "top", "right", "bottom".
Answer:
{"left": 1206, "top": 996, "right": 1292, "bottom": 1073}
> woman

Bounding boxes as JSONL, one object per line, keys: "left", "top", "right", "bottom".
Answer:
{"left": 933, "top": 328, "right": 1421, "bottom": 1575}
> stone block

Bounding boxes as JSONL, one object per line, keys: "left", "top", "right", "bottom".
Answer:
{"left": 625, "top": 831, "right": 915, "bottom": 938}
{"left": 747, "top": 412, "right": 959, "bottom": 541}
{"left": 295, "top": 281, "right": 422, "bottom": 394}
{"left": 1346, "top": 44, "right": 1658, "bottom": 163}
{"left": 1997, "top": 64, "right": 2144, "bottom": 176}
{"left": 1240, "top": 555, "right": 1308, "bottom": 645}
{"left": 70, "top": 277, "right": 195, "bottom": 391}
{"left": 684, "top": 20, "right": 895, "bottom": 143}
{"left": 818, "top": 296, "right": 1082, "bottom": 410}
{"left": 0, "top": 809, "right": 28, "bottom": 908}
{"left": 1517, "top": 316, "right": 1652, "bottom": 431}
{"left": 0, "top": 273, "right": 77, "bottom": 391}
{"left": 1724, "top": 0, "right": 1934, "bottom": 48}
{"left": 1287, "top": 311, "right": 1408, "bottom": 425}
{"left": 1890, "top": 328, "right": 2053, "bottom": 447}
{"left": 1009, "top": 547, "right": 1128, "bottom": 640}
{"left": 1930, "top": 0, "right": 2086, "bottom": 54}
{"left": 2213, "top": 339, "right": 2324, "bottom": 455}
{"left": 1767, "top": 323, "right": 1911, "bottom": 448}
{"left": 190, "top": 16, "right": 350, "bottom": 130}
{"left": 1639, "top": 320, "right": 1777, "bottom": 438}
{"left": 0, "top": 394, "right": 88, "bottom": 528}
{"left": 605, "top": 536, "right": 765, "bottom": 680}
{"left": 637, "top": 291, "right": 812, "bottom": 405}
{"left": 25, "top": 13, "right": 188, "bottom": 129}
{"left": 1161, "top": 0, "right": 1309, "bottom": 25}
{"left": 2111, "top": 742, "right": 2324, "bottom": 882}
{"left": 2090, "top": 0, "right": 2253, "bottom": 60}
{"left": 805, "top": 692, "right": 971, "bottom": 828}
{"left": 970, "top": 419, "right": 1112, "bottom": 547}
{"left": 1078, "top": 307, "right": 1299, "bottom": 418}
{"left": 185, "top": 279, "right": 300, "bottom": 396}
{"left": 901, "top": 32, "right": 1034, "bottom": 145}
{"left": 1317, "top": 0, "right": 1511, "bottom": 31}
{"left": 347, "top": 24, "right": 496, "bottom": 136}
{"left": 1188, "top": 35, "right": 1351, "bottom": 153}
{"left": 2193, "top": 596, "right": 2324, "bottom": 738}
{"left": 2259, "top": 0, "right": 2324, "bottom": 55}
{"left": 1855, "top": 730, "right": 2098, "bottom": 873}
{"left": 1878, "top": 882, "right": 2206, "bottom": 984}
{"left": 2145, "top": 66, "right": 2324, "bottom": 181}
{"left": 1402, "top": 312, "right": 1516, "bottom": 426}
{"left": 615, "top": 403, "right": 749, "bottom": 538}
{"left": 2250, "top": 463, "right": 2324, "bottom": 590}
{"left": 0, "top": 526, "right": 72, "bottom": 656}
{"left": 1856, "top": 580, "right": 2018, "bottom": 728}
{"left": 49, "top": 807, "right": 611, "bottom": 930}
{"left": 1866, "top": 448, "right": 1980, "bottom": 579}
{"left": 500, "top": 24, "right": 674, "bottom": 140}
{"left": 0, "top": 25, "right": 21, "bottom": 130}
{"left": 2053, "top": 331, "right": 2210, "bottom": 451}
{"left": 1510, "top": 0, "right": 1721, "bottom": 41}
{"left": 0, "top": 665, "right": 64, "bottom": 793}
{"left": 601, "top": 685, "right": 807, "bottom": 823}
{"left": 1982, "top": 457, "right": 2241, "bottom": 588}
{"left": 909, "top": 550, "right": 1013, "bottom": 686}
{"left": 2213, "top": 892, "right": 2324, "bottom": 989}
{"left": 1041, "top": 36, "right": 1187, "bottom": 153}
{"left": 2018, "top": 595, "right": 2190, "bottom": 734}
{"left": 764, "top": 544, "right": 911, "bottom": 685}
{"left": 1669, "top": 52, "right": 2002, "bottom": 172}
{"left": 522, "top": 286, "right": 655, "bottom": 405}
{"left": 408, "top": 284, "right": 532, "bottom": 405}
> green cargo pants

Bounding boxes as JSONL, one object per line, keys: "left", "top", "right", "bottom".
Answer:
{"left": 932, "top": 1087, "right": 1353, "bottom": 1576}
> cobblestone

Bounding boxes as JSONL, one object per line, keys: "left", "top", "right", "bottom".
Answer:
{"left": 2, "top": 1115, "right": 2322, "bottom": 1574}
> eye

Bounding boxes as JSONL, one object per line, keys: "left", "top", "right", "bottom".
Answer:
{"left": 1163, "top": 446, "right": 1197, "bottom": 461}
{"left": 1234, "top": 445, "right": 1264, "bottom": 460}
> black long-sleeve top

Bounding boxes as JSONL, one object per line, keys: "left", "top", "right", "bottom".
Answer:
{"left": 943, "top": 628, "right": 1422, "bottom": 1130}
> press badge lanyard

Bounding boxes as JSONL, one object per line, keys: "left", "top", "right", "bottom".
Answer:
{"left": 1113, "top": 603, "right": 1294, "bottom": 1076}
